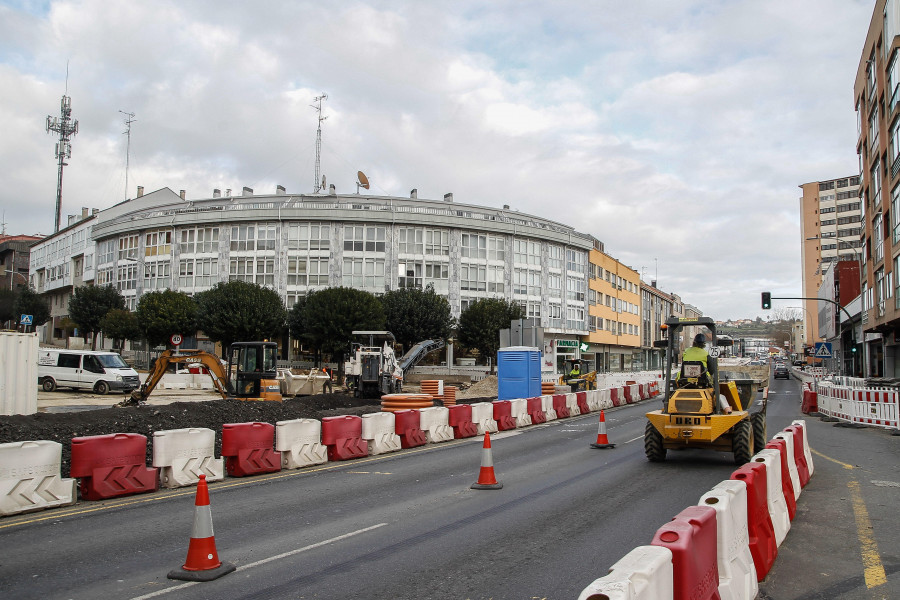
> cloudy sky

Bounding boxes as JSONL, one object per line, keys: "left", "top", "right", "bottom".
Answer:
{"left": 0, "top": 0, "right": 874, "bottom": 320}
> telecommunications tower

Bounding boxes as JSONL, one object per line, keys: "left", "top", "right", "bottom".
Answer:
{"left": 46, "top": 95, "right": 79, "bottom": 233}
{"left": 120, "top": 111, "right": 136, "bottom": 202}
{"left": 312, "top": 93, "right": 327, "bottom": 193}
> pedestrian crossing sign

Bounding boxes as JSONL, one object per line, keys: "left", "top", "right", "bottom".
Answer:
{"left": 20, "top": 314, "right": 33, "bottom": 325}
{"left": 814, "top": 342, "right": 832, "bottom": 358}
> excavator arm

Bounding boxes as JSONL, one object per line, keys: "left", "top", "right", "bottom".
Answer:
{"left": 128, "top": 349, "right": 233, "bottom": 405}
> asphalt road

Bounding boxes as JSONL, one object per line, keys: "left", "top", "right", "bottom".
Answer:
{"left": 2, "top": 372, "right": 897, "bottom": 599}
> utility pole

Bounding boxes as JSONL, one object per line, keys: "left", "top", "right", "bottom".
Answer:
{"left": 120, "top": 111, "right": 136, "bottom": 201}
{"left": 311, "top": 94, "right": 327, "bottom": 193}
{"left": 46, "top": 94, "right": 79, "bottom": 233}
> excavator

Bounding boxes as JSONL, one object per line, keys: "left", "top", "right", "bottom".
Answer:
{"left": 122, "top": 341, "right": 282, "bottom": 406}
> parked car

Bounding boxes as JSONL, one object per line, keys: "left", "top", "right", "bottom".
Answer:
{"left": 774, "top": 364, "right": 790, "bottom": 379}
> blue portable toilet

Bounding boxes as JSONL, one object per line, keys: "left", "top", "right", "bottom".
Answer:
{"left": 498, "top": 346, "right": 541, "bottom": 400}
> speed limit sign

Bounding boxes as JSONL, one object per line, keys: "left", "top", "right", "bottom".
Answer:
{"left": 170, "top": 334, "right": 183, "bottom": 346}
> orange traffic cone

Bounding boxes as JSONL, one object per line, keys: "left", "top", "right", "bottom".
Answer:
{"left": 471, "top": 431, "right": 503, "bottom": 490}
{"left": 167, "top": 474, "right": 236, "bottom": 582}
{"left": 590, "top": 410, "right": 616, "bottom": 449}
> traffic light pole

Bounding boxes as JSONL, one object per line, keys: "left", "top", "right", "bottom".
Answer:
{"left": 765, "top": 294, "right": 858, "bottom": 376}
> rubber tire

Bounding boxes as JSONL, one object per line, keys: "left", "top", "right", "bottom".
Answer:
{"left": 42, "top": 377, "right": 57, "bottom": 392}
{"left": 751, "top": 411, "right": 767, "bottom": 452}
{"left": 95, "top": 380, "right": 110, "bottom": 395}
{"left": 733, "top": 419, "right": 754, "bottom": 465}
{"left": 644, "top": 421, "right": 667, "bottom": 462}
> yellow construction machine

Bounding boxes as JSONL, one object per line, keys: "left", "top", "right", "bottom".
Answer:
{"left": 644, "top": 316, "right": 764, "bottom": 465}
{"left": 558, "top": 358, "right": 597, "bottom": 392}
{"left": 123, "top": 341, "right": 282, "bottom": 406}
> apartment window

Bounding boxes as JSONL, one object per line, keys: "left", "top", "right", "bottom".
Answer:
{"left": 818, "top": 181, "right": 835, "bottom": 191}
{"left": 256, "top": 224, "right": 277, "bottom": 251}
{"left": 116, "top": 264, "right": 137, "bottom": 291}
{"left": 98, "top": 240, "right": 115, "bottom": 265}
{"left": 891, "top": 118, "right": 900, "bottom": 176}
{"left": 837, "top": 203, "right": 861, "bottom": 213}
{"left": 398, "top": 261, "right": 423, "bottom": 289}
{"left": 229, "top": 257, "right": 255, "bottom": 282}
{"left": 548, "top": 273, "right": 561, "bottom": 292}
{"left": 566, "top": 249, "right": 586, "bottom": 272}
{"left": 889, "top": 50, "right": 900, "bottom": 112}
{"left": 487, "top": 265, "right": 504, "bottom": 293}
{"left": 143, "top": 261, "right": 172, "bottom": 290}
{"left": 892, "top": 184, "right": 900, "bottom": 244}
{"left": 344, "top": 226, "right": 386, "bottom": 252}
{"left": 287, "top": 223, "right": 330, "bottom": 251}
{"left": 230, "top": 225, "right": 255, "bottom": 252}
{"left": 118, "top": 235, "right": 138, "bottom": 261}
{"left": 342, "top": 257, "right": 385, "bottom": 289}
{"left": 869, "top": 104, "right": 880, "bottom": 150}
{"left": 548, "top": 245, "right": 563, "bottom": 269}
{"left": 286, "top": 257, "right": 328, "bottom": 287}
{"left": 460, "top": 264, "right": 486, "bottom": 291}
{"left": 487, "top": 235, "right": 505, "bottom": 261}
{"left": 180, "top": 227, "right": 219, "bottom": 254}
{"left": 514, "top": 239, "right": 541, "bottom": 266}
{"left": 566, "top": 306, "right": 585, "bottom": 331}
{"left": 96, "top": 267, "right": 114, "bottom": 286}
{"left": 425, "top": 229, "right": 450, "bottom": 255}
{"left": 144, "top": 230, "right": 172, "bottom": 257}
{"left": 872, "top": 158, "right": 883, "bottom": 208}
{"left": 179, "top": 258, "right": 218, "bottom": 288}
{"left": 424, "top": 262, "right": 449, "bottom": 294}
{"left": 547, "top": 303, "right": 562, "bottom": 328}
{"left": 514, "top": 269, "right": 541, "bottom": 296}
{"left": 255, "top": 258, "right": 275, "bottom": 286}
{"left": 820, "top": 206, "right": 836, "bottom": 214}
{"left": 567, "top": 277, "right": 585, "bottom": 302}
{"left": 398, "top": 227, "right": 424, "bottom": 255}
{"left": 874, "top": 213, "right": 885, "bottom": 263}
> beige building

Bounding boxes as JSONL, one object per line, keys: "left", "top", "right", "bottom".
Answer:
{"left": 799, "top": 176, "right": 862, "bottom": 350}
{"left": 584, "top": 243, "right": 641, "bottom": 371}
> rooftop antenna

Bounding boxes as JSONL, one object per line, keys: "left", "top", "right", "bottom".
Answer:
{"left": 1, "top": 210, "right": 6, "bottom": 236}
{"left": 356, "top": 171, "right": 370, "bottom": 194}
{"left": 119, "top": 111, "right": 136, "bottom": 201}
{"left": 46, "top": 63, "right": 78, "bottom": 233}
{"left": 312, "top": 93, "right": 327, "bottom": 192}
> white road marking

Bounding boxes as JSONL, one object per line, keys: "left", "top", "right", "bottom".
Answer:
{"left": 624, "top": 436, "right": 644, "bottom": 444}
{"left": 129, "top": 523, "right": 388, "bottom": 599}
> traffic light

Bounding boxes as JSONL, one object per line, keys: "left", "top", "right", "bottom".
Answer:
{"left": 761, "top": 292, "right": 771, "bottom": 310}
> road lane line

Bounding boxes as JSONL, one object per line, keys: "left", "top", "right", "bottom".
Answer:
{"left": 847, "top": 480, "right": 887, "bottom": 589}
{"left": 811, "top": 448, "right": 855, "bottom": 470}
{"left": 129, "top": 523, "right": 388, "bottom": 600}
{"left": 623, "top": 435, "right": 643, "bottom": 444}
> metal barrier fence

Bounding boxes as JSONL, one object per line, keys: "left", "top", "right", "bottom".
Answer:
{"left": 813, "top": 381, "right": 900, "bottom": 429}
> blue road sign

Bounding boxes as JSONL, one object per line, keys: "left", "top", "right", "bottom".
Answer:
{"left": 814, "top": 342, "right": 833, "bottom": 358}
{"left": 20, "top": 314, "right": 33, "bottom": 326}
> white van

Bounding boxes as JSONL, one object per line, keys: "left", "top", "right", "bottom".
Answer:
{"left": 37, "top": 349, "right": 141, "bottom": 395}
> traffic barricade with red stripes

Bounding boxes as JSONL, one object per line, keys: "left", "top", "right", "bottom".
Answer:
{"left": 801, "top": 389, "right": 818, "bottom": 414}
{"left": 471, "top": 402, "right": 499, "bottom": 434}
{"left": 70, "top": 433, "right": 158, "bottom": 500}
{"left": 771, "top": 432, "right": 801, "bottom": 501}
{"left": 552, "top": 394, "right": 570, "bottom": 418}
{"left": 650, "top": 505, "right": 720, "bottom": 600}
{"left": 275, "top": 418, "right": 328, "bottom": 469}
{"left": 752, "top": 449, "right": 791, "bottom": 546}
{"left": 492, "top": 400, "right": 517, "bottom": 431}
{"left": 396, "top": 409, "right": 429, "bottom": 446}
{"left": 782, "top": 424, "right": 810, "bottom": 488}
{"left": 526, "top": 397, "right": 547, "bottom": 424}
{"left": 566, "top": 393, "right": 581, "bottom": 416}
{"left": 731, "top": 462, "right": 777, "bottom": 581}
{"left": 447, "top": 405, "right": 478, "bottom": 439}
{"left": 509, "top": 398, "right": 533, "bottom": 427}
{"left": 791, "top": 420, "right": 815, "bottom": 477}
{"left": 153, "top": 428, "right": 225, "bottom": 488}
{"left": 419, "top": 406, "right": 454, "bottom": 442}
{"left": 577, "top": 545, "right": 674, "bottom": 600}
{"left": 221, "top": 422, "right": 281, "bottom": 477}
{"left": 764, "top": 440, "right": 797, "bottom": 521}
{"left": 361, "top": 412, "right": 402, "bottom": 455}
{"left": 541, "top": 395, "right": 558, "bottom": 421}
{"left": 851, "top": 388, "right": 900, "bottom": 428}
{"left": 699, "top": 479, "right": 758, "bottom": 600}
{"left": 321, "top": 415, "right": 368, "bottom": 461}
{"left": 575, "top": 391, "right": 590, "bottom": 415}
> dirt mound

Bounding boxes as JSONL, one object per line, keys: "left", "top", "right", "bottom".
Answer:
{"left": 0, "top": 393, "right": 381, "bottom": 479}
{"left": 458, "top": 375, "right": 498, "bottom": 399}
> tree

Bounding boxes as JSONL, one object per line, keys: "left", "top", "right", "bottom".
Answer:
{"left": 68, "top": 285, "right": 126, "bottom": 350}
{"left": 14, "top": 286, "right": 51, "bottom": 329}
{"left": 297, "top": 287, "right": 385, "bottom": 369}
{"left": 381, "top": 284, "right": 454, "bottom": 352}
{"left": 136, "top": 289, "right": 198, "bottom": 347}
{"left": 458, "top": 297, "right": 525, "bottom": 371}
{"left": 194, "top": 280, "right": 287, "bottom": 351}
{"left": 101, "top": 309, "right": 142, "bottom": 350}
{"left": 0, "top": 288, "right": 17, "bottom": 328}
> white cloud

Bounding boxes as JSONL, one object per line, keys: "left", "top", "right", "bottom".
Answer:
{"left": 0, "top": 0, "right": 874, "bottom": 320}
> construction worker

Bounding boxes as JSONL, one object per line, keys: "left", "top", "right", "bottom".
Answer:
{"left": 569, "top": 361, "right": 581, "bottom": 378}
{"left": 682, "top": 333, "right": 709, "bottom": 370}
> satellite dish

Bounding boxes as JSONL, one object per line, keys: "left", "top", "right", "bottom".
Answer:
{"left": 357, "top": 171, "right": 370, "bottom": 190}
